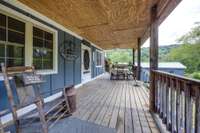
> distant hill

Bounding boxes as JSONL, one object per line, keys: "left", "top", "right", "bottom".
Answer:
{"left": 141, "top": 44, "right": 180, "bottom": 62}
{"left": 106, "top": 44, "right": 181, "bottom": 63}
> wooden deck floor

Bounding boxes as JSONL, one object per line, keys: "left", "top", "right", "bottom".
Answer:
{"left": 73, "top": 74, "right": 160, "bottom": 133}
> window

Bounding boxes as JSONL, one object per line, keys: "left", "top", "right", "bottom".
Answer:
{"left": 0, "top": 11, "right": 58, "bottom": 74}
{"left": 0, "top": 13, "right": 25, "bottom": 67}
{"left": 33, "top": 27, "right": 53, "bottom": 70}
{"left": 96, "top": 51, "right": 102, "bottom": 66}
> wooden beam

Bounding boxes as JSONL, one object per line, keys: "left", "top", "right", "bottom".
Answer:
{"left": 157, "top": 0, "right": 182, "bottom": 24}
{"left": 149, "top": 5, "right": 158, "bottom": 112}
{"left": 137, "top": 38, "right": 141, "bottom": 80}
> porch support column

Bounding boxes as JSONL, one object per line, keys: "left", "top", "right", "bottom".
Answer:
{"left": 149, "top": 5, "right": 158, "bottom": 112}
{"left": 137, "top": 38, "right": 141, "bottom": 80}
{"left": 132, "top": 49, "right": 135, "bottom": 65}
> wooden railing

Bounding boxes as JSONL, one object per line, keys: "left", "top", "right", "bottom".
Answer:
{"left": 152, "top": 70, "right": 200, "bottom": 133}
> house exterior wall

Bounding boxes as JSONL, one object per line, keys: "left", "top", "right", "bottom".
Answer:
{"left": 92, "top": 47, "right": 104, "bottom": 78}
{"left": 0, "top": 2, "right": 104, "bottom": 111}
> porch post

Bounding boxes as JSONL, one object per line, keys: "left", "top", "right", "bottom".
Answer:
{"left": 132, "top": 48, "right": 135, "bottom": 65}
{"left": 137, "top": 38, "right": 141, "bottom": 80}
{"left": 149, "top": 5, "right": 158, "bottom": 112}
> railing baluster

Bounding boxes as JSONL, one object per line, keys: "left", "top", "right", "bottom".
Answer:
{"left": 152, "top": 70, "right": 200, "bottom": 132}
{"left": 163, "top": 76, "right": 167, "bottom": 124}
{"left": 162, "top": 76, "right": 165, "bottom": 119}
{"left": 181, "top": 90, "right": 186, "bottom": 133}
{"left": 191, "top": 97, "right": 195, "bottom": 133}
{"left": 157, "top": 74, "right": 160, "bottom": 112}
{"left": 176, "top": 80, "right": 181, "bottom": 133}
{"left": 195, "top": 86, "right": 200, "bottom": 133}
{"left": 155, "top": 73, "right": 159, "bottom": 112}
{"left": 171, "top": 78, "right": 177, "bottom": 133}
{"left": 159, "top": 75, "right": 163, "bottom": 117}
{"left": 185, "top": 83, "right": 192, "bottom": 133}
{"left": 167, "top": 77, "right": 172, "bottom": 130}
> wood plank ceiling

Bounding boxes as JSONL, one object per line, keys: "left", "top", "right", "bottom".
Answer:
{"left": 18, "top": 0, "right": 179, "bottom": 49}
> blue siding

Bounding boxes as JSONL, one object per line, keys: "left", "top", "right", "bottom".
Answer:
{"left": 0, "top": 80, "right": 19, "bottom": 111}
{"left": 92, "top": 48, "right": 104, "bottom": 77}
{"left": 40, "top": 76, "right": 52, "bottom": 97}
{"left": 74, "top": 38, "right": 82, "bottom": 85}
{"left": 38, "top": 31, "right": 82, "bottom": 97}
{"left": 0, "top": 2, "right": 104, "bottom": 112}
{"left": 51, "top": 31, "right": 65, "bottom": 91}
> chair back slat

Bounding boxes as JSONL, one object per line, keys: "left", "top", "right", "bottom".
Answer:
{"left": 1, "top": 64, "right": 37, "bottom": 108}
{"left": 6, "top": 66, "right": 34, "bottom": 76}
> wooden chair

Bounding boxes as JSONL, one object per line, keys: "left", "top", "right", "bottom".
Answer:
{"left": 132, "top": 65, "right": 139, "bottom": 86}
{"left": 0, "top": 110, "right": 10, "bottom": 133}
{"left": 0, "top": 120, "right": 4, "bottom": 133}
{"left": 110, "top": 65, "right": 117, "bottom": 80}
{"left": 1, "top": 63, "right": 71, "bottom": 133}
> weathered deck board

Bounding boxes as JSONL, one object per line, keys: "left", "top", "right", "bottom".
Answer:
{"left": 49, "top": 118, "right": 116, "bottom": 133}
{"left": 73, "top": 74, "right": 160, "bottom": 133}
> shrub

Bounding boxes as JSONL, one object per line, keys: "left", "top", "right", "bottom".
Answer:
{"left": 192, "top": 72, "right": 200, "bottom": 80}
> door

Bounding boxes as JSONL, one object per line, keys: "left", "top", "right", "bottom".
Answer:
{"left": 81, "top": 44, "right": 92, "bottom": 83}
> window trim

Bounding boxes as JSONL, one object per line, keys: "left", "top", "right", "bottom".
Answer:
{"left": 32, "top": 25, "right": 57, "bottom": 73}
{"left": 96, "top": 50, "right": 103, "bottom": 67}
{"left": 0, "top": 10, "right": 58, "bottom": 75}
{"left": 0, "top": 13, "right": 26, "bottom": 67}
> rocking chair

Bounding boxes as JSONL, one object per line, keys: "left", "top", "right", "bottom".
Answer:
{"left": 1, "top": 63, "right": 71, "bottom": 133}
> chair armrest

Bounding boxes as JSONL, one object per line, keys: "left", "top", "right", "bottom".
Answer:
{"left": 0, "top": 109, "right": 9, "bottom": 117}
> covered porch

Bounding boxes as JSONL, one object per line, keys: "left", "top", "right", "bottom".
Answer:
{"left": 0, "top": 0, "right": 194, "bottom": 133}
{"left": 74, "top": 74, "right": 159, "bottom": 133}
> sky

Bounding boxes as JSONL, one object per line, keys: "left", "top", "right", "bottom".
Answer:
{"left": 142, "top": 0, "right": 200, "bottom": 48}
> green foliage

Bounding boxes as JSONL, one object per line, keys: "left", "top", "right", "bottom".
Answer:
{"left": 140, "top": 48, "right": 149, "bottom": 62}
{"left": 177, "top": 22, "right": 200, "bottom": 44}
{"left": 166, "top": 43, "right": 200, "bottom": 73}
{"left": 166, "top": 23, "right": 200, "bottom": 74}
{"left": 106, "top": 23, "right": 200, "bottom": 79}
{"left": 141, "top": 45, "right": 179, "bottom": 62}
{"left": 106, "top": 49, "right": 133, "bottom": 63}
{"left": 106, "top": 45, "right": 179, "bottom": 63}
{"left": 192, "top": 72, "right": 200, "bottom": 80}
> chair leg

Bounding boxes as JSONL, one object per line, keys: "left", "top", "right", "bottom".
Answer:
{"left": 63, "top": 89, "right": 71, "bottom": 113}
{"left": 0, "top": 121, "right": 4, "bottom": 133}
{"left": 35, "top": 100, "right": 48, "bottom": 133}
{"left": 1, "top": 64, "right": 20, "bottom": 133}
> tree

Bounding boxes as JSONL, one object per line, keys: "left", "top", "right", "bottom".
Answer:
{"left": 177, "top": 22, "right": 200, "bottom": 44}
{"left": 167, "top": 44, "right": 200, "bottom": 73}
{"left": 167, "top": 23, "right": 200, "bottom": 74}
{"left": 106, "top": 49, "right": 133, "bottom": 63}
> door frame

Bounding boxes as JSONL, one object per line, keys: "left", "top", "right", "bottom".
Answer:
{"left": 81, "top": 44, "right": 92, "bottom": 83}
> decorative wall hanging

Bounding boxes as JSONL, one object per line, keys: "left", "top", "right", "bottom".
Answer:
{"left": 59, "top": 40, "right": 78, "bottom": 61}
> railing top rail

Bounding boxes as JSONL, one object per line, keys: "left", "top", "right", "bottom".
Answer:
{"left": 152, "top": 70, "right": 200, "bottom": 85}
